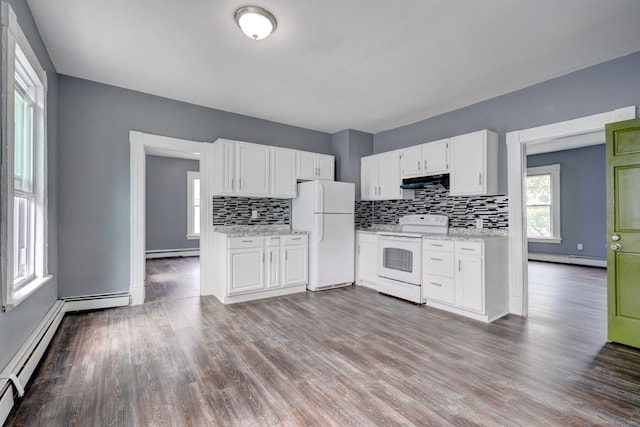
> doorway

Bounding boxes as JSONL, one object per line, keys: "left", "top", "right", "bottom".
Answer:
{"left": 506, "top": 105, "right": 635, "bottom": 317}
{"left": 129, "top": 131, "right": 213, "bottom": 305}
{"left": 144, "top": 154, "right": 200, "bottom": 303}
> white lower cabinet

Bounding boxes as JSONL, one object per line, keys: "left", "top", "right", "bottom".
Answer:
{"left": 356, "top": 232, "right": 378, "bottom": 288}
{"left": 214, "top": 233, "right": 308, "bottom": 303}
{"left": 282, "top": 236, "right": 309, "bottom": 287}
{"left": 422, "top": 237, "right": 508, "bottom": 322}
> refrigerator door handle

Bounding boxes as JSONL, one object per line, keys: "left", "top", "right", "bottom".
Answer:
{"left": 317, "top": 215, "right": 324, "bottom": 242}
{"left": 318, "top": 182, "right": 325, "bottom": 213}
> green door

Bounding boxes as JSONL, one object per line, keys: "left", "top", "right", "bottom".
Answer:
{"left": 606, "top": 118, "right": 640, "bottom": 348}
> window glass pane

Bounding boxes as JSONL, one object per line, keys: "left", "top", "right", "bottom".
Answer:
{"left": 194, "top": 207, "right": 200, "bottom": 235}
{"left": 526, "top": 174, "right": 551, "bottom": 206}
{"left": 13, "top": 195, "right": 35, "bottom": 285}
{"left": 527, "top": 205, "right": 551, "bottom": 238}
{"left": 14, "top": 85, "right": 34, "bottom": 193}
{"left": 193, "top": 178, "right": 200, "bottom": 206}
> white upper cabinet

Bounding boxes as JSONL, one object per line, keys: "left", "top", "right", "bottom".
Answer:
{"left": 212, "top": 139, "right": 236, "bottom": 196}
{"left": 236, "top": 142, "right": 270, "bottom": 196}
{"left": 212, "top": 139, "right": 332, "bottom": 198}
{"left": 270, "top": 147, "right": 296, "bottom": 198}
{"left": 400, "top": 138, "right": 449, "bottom": 179}
{"left": 449, "top": 130, "right": 499, "bottom": 196}
{"left": 296, "top": 151, "right": 334, "bottom": 181}
{"left": 361, "top": 151, "right": 413, "bottom": 201}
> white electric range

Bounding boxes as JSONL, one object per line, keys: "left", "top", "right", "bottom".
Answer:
{"left": 376, "top": 214, "right": 449, "bottom": 303}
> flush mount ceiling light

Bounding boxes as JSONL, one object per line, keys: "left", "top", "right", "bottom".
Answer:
{"left": 234, "top": 6, "right": 277, "bottom": 40}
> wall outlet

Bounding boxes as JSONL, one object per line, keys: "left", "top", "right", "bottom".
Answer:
{"left": 251, "top": 209, "right": 258, "bottom": 219}
{"left": 476, "top": 218, "right": 483, "bottom": 229}
{"left": 577, "top": 243, "right": 583, "bottom": 251}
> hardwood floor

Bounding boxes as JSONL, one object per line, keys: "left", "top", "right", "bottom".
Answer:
{"left": 528, "top": 261, "right": 607, "bottom": 337}
{"left": 145, "top": 257, "right": 199, "bottom": 303}
{"left": 7, "top": 263, "right": 640, "bottom": 426}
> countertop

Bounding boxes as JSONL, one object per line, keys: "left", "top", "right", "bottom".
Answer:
{"left": 213, "top": 225, "right": 308, "bottom": 238}
{"left": 357, "top": 226, "right": 508, "bottom": 242}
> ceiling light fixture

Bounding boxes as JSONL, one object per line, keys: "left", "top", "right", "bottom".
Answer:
{"left": 234, "top": 6, "right": 277, "bottom": 40}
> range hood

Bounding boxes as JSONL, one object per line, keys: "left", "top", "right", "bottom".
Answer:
{"left": 400, "top": 174, "right": 449, "bottom": 190}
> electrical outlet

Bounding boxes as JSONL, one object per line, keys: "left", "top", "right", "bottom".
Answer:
{"left": 577, "top": 243, "right": 583, "bottom": 251}
{"left": 475, "top": 218, "right": 483, "bottom": 229}
{"left": 251, "top": 209, "right": 258, "bottom": 219}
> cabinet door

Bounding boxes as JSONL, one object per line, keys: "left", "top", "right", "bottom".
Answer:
{"left": 450, "top": 132, "right": 486, "bottom": 196}
{"left": 228, "top": 248, "right": 265, "bottom": 295}
{"left": 377, "top": 151, "right": 403, "bottom": 200}
{"left": 296, "top": 151, "right": 317, "bottom": 180}
{"left": 237, "top": 143, "right": 270, "bottom": 196}
{"left": 266, "top": 246, "right": 280, "bottom": 289}
{"left": 360, "top": 156, "right": 379, "bottom": 200}
{"left": 455, "top": 255, "right": 484, "bottom": 313}
{"left": 357, "top": 234, "right": 378, "bottom": 286}
{"left": 215, "top": 140, "right": 235, "bottom": 195}
{"left": 270, "top": 147, "right": 296, "bottom": 198}
{"left": 422, "top": 139, "right": 449, "bottom": 175}
{"left": 316, "top": 154, "right": 335, "bottom": 180}
{"left": 282, "top": 245, "right": 308, "bottom": 287}
{"left": 400, "top": 145, "right": 423, "bottom": 178}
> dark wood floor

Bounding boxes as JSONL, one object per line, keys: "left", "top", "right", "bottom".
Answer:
{"left": 8, "top": 263, "right": 640, "bottom": 426}
{"left": 145, "top": 257, "right": 199, "bottom": 303}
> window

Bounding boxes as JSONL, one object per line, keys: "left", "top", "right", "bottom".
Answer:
{"left": 187, "top": 171, "right": 200, "bottom": 239}
{"left": 1, "top": 3, "right": 50, "bottom": 310}
{"left": 526, "top": 164, "right": 561, "bottom": 243}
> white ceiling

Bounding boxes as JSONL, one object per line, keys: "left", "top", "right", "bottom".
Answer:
{"left": 26, "top": 0, "right": 640, "bottom": 134}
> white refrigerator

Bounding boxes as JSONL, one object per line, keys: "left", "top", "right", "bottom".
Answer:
{"left": 292, "top": 180, "right": 355, "bottom": 291}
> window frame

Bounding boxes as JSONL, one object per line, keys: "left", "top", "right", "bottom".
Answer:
{"left": 526, "top": 164, "right": 561, "bottom": 244}
{"left": 1, "top": 3, "right": 51, "bottom": 311}
{"left": 186, "top": 170, "right": 200, "bottom": 240}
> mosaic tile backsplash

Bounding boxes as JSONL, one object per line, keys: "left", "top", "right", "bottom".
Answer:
{"left": 213, "top": 184, "right": 508, "bottom": 230}
{"left": 355, "top": 185, "right": 508, "bottom": 229}
{"left": 212, "top": 197, "right": 289, "bottom": 226}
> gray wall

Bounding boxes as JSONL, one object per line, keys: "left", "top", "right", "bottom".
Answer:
{"left": 331, "top": 129, "right": 373, "bottom": 200}
{"left": 145, "top": 155, "right": 199, "bottom": 252}
{"left": 57, "top": 76, "right": 332, "bottom": 297}
{"left": 0, "top": 0, "right": 58, "bottom": 370}
{"left": 527, "top": 145, "right": 606, "bottom": 259}
{"left": 374, "top": 51, "right": 640, "bottom": 195}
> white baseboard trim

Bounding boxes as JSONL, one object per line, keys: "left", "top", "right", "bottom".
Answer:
{"left": 528, "top": 252, "right": 606, "bottom": 268}
{"left": 145, "top": 248, "right": 199, "bottom": 259}
{"left": 63, "top": 293, "right": 130, "bottom": 312}
{"left": 0, "top": 294, "right": 130, "bottom": 425}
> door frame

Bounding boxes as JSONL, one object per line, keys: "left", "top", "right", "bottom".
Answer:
{"left": 506, "top": 106, "right": 635, "bottom": 316}
{"left": 129, "top": 131, "right": 213, "bottom": 305}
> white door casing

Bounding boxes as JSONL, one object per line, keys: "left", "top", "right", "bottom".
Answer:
{"left": 129, "top": 131, "right": 213, "bottom": 305}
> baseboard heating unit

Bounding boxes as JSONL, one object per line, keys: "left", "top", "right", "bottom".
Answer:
{"left": 0, "top": 293, "right": 129, "bottom": 425}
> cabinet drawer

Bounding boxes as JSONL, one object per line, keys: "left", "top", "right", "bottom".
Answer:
{"left": 228, "top": 236, "right": 264, "bottom": 249}
{"left": 423, "top": 251, "right": 454, "bottom": 278}
{"left": 266, "top": 236, "right": 281, "bottom": 247}
{"left": 455, "top": 241, "right": 483, "bottom": 256}
{"left": 423, "top": 239, "right": 454, "bottom": 252}
{"left": 422, "top": 275, "right": 455, "bottom": 305}
{"left": 283, "top": 234, "right": 308, "bottom": 245}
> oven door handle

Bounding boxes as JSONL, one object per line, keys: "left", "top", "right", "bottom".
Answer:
{"left": 378, "top": 236, "right": 420, "bottom": 242}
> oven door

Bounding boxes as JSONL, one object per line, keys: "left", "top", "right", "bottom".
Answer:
{"left": 377, "top": 235, "right": 421, "bottom": 285}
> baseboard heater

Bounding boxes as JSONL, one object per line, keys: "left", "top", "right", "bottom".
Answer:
{"left": 0, "top": 293, "right": 129, "bottom": 425}
{"left": 528, "top": 252, "right": 606, "bottom": 268}
{"left": 145, "top": 248, "right": 200, "bottom": 259}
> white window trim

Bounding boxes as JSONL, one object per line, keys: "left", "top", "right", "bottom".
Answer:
{"left": 526, "top": 164, "right": 561, "bottom": 244}
{"left": 1, "top": 3, "right": 51, "bottom": 311}
{"left": 186, "top": 170, "right": 200, "bottom": 240}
